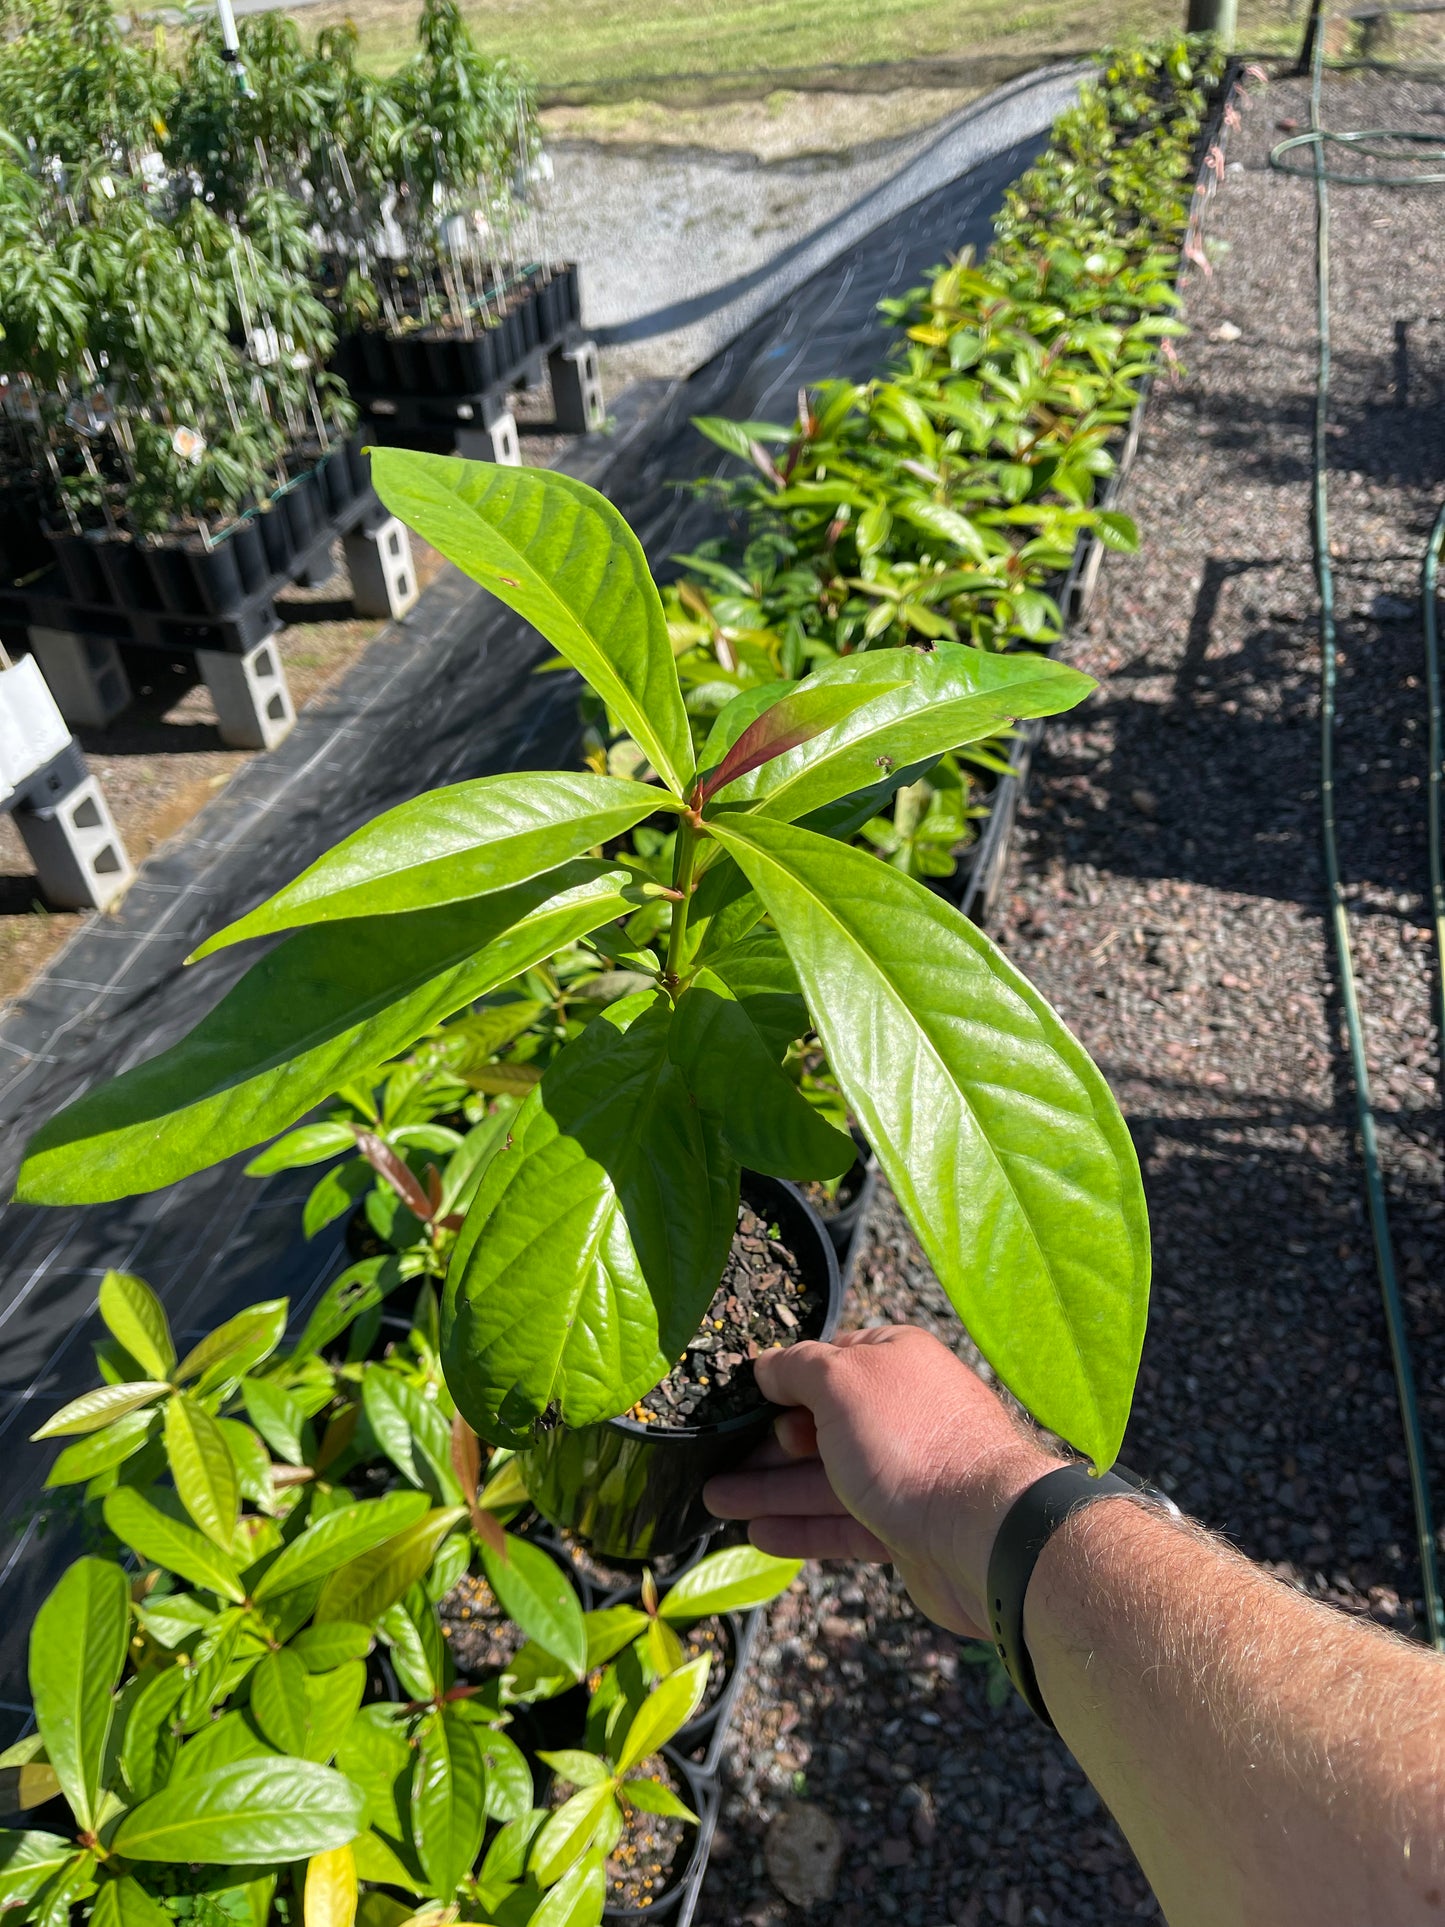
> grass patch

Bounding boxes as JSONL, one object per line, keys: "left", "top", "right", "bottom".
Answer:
{"left": 284, "top": 0, "right": 1302, "bottom": 91}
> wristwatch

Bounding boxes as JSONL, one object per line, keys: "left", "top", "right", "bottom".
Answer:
{"left": 985, "top": 1461, "right": 1178, "bottom": 1729}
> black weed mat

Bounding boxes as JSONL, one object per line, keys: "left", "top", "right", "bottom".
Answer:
{"left": 697, "top": 68, "right": 1445, "bottom": 1927}
{"left": 0, "top": 132, "right": 1047, "bottom": 1715}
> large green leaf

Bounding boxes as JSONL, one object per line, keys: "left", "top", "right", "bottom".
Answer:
{"left": 28, "top": 1558, "right": 129, "bottom": 1829}
{"left": 164, "top": 1396, "right": 239, "bottom": 1552}
{"left": 44, "top": 1406, "right": 158, "bottom": 1487}
{"left": 249, "top": 1650, "right": 309, "bottom": 1756}
{"left": 669, "top": 971, "right": 853, "bottom": 1179}
{"left": 443, "top": 995, "right": 738, "bottom": 1445}
{"left": 89, "top": 1875, "right": 172, "bottom": 1927}
{"left": 529, "top": 1857, "right": 607, "bottom": 1927}
{"left": 0, "top": 1835, "right": 80, "bottom": 1912}
{"left": 659, "top": 1545, "right": 803, "bottom": 1620}
{"left": 313, "top": 1506, "right": 466, "bottom": 1626}
{"left": 710, "top": 815, "right": 1149, "bottom": 1466}
{"left": 193, "top": 774, "right": 671, "bottom": 960}
{"left": 411, "top": 1707, "right": 486, "bottom": 1900}
{"left": 120, "top": 1668, "right": 189, "bottom": 1802}
{"left": 251, "top": 1492, "right": 431, "bottom": 1601}
{"left": 97, "top": 1272, "right": 175, "bottom": 1380}
{"left": 480, "top": 1536, "right": 586, "bottom": 1676}
{"left": 110, "top": 1760, "right": 365, "bottom": 1864}
{"left": 17, "top": 864, "right": 636, "bottom": 1205}
{"left": 370, "top": 451, "right": 694, "bottom": 796}
{"left": 530, "top": 1782, "right": 614, "bottom": 1887}
{"left": 615, "top": 1658, "right": 710, "bottom": 1773}
{"left": 175, "top": 1302, "right": 288, "bottom": 1395}
{"left": 103, "top": 1488, "right": 246, "bottom": 1602}
{"left": 30, "top": 1381, "right": 170, "bottom": 1441}
{"left": 708, "top": 644, "right": 1093, "bottom": 823}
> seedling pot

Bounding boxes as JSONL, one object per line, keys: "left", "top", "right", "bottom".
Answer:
{"left": 229, "top": 516, "right": 269, "bottom": 594}
{"left": 604, "top": 1748, "right": 712, "bottom": 1922}
{"left": 521, "top": 1175, "right": 841, "bottom": 1561}
{"left": 188, "top": 535, "right": 245, "bottom": 618}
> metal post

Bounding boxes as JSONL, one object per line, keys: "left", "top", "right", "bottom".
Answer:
{"left": 1187, "top": 0, "right": 1238, "bottom": 45}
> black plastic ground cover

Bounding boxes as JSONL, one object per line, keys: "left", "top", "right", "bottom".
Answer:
{"left": 955, "top": 63, "right": 1242, "bottom": 929}
{"left": 0, "top": 129, "right": 1046, "bottom": 1728}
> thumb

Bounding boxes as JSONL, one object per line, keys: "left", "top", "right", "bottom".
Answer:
{"left": 754, "top": 1339, "right": 841, "bottom": 1412}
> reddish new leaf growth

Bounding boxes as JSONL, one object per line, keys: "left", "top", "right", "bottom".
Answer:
{"left": 355, "top": 1130, "right": 434, "bottom": 1222}
{"left": 315, "top": 1404, "right": 359, "bottom": 1474}
{"left": 451, "top": 1413, "right": 507, "bottom": 1557}
{"left": 698, "top": 701, "right": 834, "bottom": 805}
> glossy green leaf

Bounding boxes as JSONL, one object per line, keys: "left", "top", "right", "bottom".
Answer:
{"left": 43, "top": 1406, "right": 157, "bottom": 1487}
{"left": 120, "top": 1667, "right": 189, "bottom": 1802}
{"left": 536, "top": 1750, "right": 609, "bottom": 1789}
{"left": 696, "top": 678, "right": 899, "bottom": 804}
{"left": 171, "top": 1711, "right": 277, "bottom": 1782}
{"left": 670, "top": 971, "right": 853, "bottom": 1179}
{"left": 411, "top": 1707, "right": 486, "bottom": 1900}
{"left": 30, "top": 1381, "right": 170, "bottom": 1441}
{"left": 302, "top": 1663, "right": 366, "bottom": 1768}
{"left": 249, "top": 1649, "right": 309, "bottom": 1756}
{"left": 111, "top": 1759, "right": 366, "bottom": 1864}
{"left": 477, "top": 1727, "right": 532, "bottom": 1823}
{"left": 164, "top": 1396, "right": 239, "bottom": 1552}
{"left": 710, "top": 814, "right": 1149, "bottom": 1466}
{"left": 529, "top": 1857, "right": 607, "bottom": 1927}
{"left": 0, "top": 1834, "right": 75, "bottom": 1911}
{"left": 252, "top": 1492, "right": 431, "bottom": 1601}
{"left": 659, "top": 1545, "right": 803, "bottom": 1620}
{"left": 700, "top": 929, "right": 809, "bottom": 1056}
{"left": 28, "top": 1557, "right": 129, "bottom": 1830}
{"left": 97, "top": 1272, "right": 175, "bottom": 1380}
{"left": 216, "top": 1419, "right": 274, "bottom": 1506}
{"left": 244, "top": 1122, "right": 358, "bottom": 1175}
{"left": 289, "top": 1624, "right": 373, "bottom": 1671}
{"left": 335, "top": 1707, "right": 410, "bottom": 1845}
{"left": 615, "top": 1657, "right": 710, "bottom": 1773}
{"left": 370, "top": 451, "right": 693, "bottom": 795}
{"left": 481, "top": 1536, "right": 586, "bottom": 1676}
{"left": 102, "top": 1487, "right": 246, "bottom": 1602}
{"left": 239, "top": 1376, "right": 308, "bottom": 1468}
{"left": 18, "top": 864, "right": 635, "bottom": 1205}
{"left": 709, "top": 644, "right": 1093, "bottom": 823}
{"left": 313, "top": 1506, "right": 466, "bottom": 1626}
{"left": 443, "top": 995, "right": 738, "bottom": 1445}
{"left": 350, "top": 1832, "right": 422, "bottom": 1896}
{"left": 620, "top": 1776, "right": 697, "bottom": 1822}
{"left": 195, "top": 774, "right": 671, "bottom": 960}
{"left": 583, "top": 1606, "right": 649, "bottom": 1671}
{"left": 361, "top": 1370, "right": 459, "bottom": 1502}
{"left": 176, "top": 1301, "right": 289, "bottom": 1393}
{"left": 530, "top": 1781, "right": 614, "bottom": 1886}
{"left": 90, "top": 1875, "right": 172, "bottom": 1927}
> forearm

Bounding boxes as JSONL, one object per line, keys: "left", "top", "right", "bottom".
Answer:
{"left": 1025, "top": 1499, "right": 1445, "bottom": 1927}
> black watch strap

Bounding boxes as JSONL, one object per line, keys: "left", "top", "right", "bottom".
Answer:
{"left": 986, "top": 1462, "right": 1174, "bottom": 1729}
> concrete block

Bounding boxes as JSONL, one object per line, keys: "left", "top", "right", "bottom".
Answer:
{"left": 343, "top": 516, "right": 419, "bottom": 620}
{"left": 549, "top": 340, "right": 605, "bottom": 435}
{"left": 0, "top": 656, "right": 72, "bottom": 805}
{"left": 27, "top": 627, "right": 131, "bottom": 729}
{"left": 14, "top": 771, "right": 133, "bottom": 911}
{"left": 196, "top": 636, "right": 295, "bottom": 751}
{"left": 456, "top": 408, "right": 521, "bottom": 466}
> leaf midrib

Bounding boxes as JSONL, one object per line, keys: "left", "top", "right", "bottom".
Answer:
{"left": 715, "top": 824, "right": 1104, "bottom": 1439}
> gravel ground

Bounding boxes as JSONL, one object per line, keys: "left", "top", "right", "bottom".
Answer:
{"left": 699, "top": 66, "right": 1445, "bottom": 1925}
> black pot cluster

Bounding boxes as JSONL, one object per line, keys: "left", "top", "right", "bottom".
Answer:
{"left": 39, "top": 439, "right": 371, "bottom": 621}
{"left": 334, "top": 264, "right": 581, "bottom": 401}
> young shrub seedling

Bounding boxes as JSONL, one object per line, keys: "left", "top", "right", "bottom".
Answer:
{"left": 19, "top": 454, "right": 1149, "bottom": 1469}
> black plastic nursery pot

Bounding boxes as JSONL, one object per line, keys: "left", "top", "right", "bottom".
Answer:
{"left": 521, "top": 1175, "right": 841, "bottom": 1563}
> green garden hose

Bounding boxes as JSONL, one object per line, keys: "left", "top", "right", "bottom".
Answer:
{"left": 1269, "top": 42, "right": 1445, "bottom": 1647}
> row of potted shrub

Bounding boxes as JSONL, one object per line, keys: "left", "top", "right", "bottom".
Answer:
{"left": 3, "top": 1265, "right": 805, "bottom": 1926}
{"left": 607, "top": 34, "right": 1229, "bottom": 885}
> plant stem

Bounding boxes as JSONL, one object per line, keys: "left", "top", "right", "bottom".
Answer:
{"left": 663, "top": 818, "right": 700, "bottom": 986}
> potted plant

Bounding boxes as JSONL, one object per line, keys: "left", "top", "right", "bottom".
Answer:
{"left": 18, "top": 454, "right": 1149, "bottom": 1556}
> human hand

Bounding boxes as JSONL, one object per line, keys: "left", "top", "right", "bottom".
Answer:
{"left": 702, "top": 1325, "right": 1059, "bottom": 1638}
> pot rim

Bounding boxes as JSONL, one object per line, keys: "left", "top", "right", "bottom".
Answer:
{"left": 576, "top": 1173, "right": 841, "bottom": 1447}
